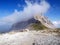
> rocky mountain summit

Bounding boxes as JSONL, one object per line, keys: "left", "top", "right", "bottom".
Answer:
{"left": 34, "top": 15, "right": 55, "bottom": 29}
{"left": 11, "top": 14, "right": 55, "bottom": 31}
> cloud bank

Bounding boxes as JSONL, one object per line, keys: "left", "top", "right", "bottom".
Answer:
{"left": 53, "top": 21, "right": 60, "bottom": 27}
{"left": 0, "top": 0, "right": 50, "bottom": 32}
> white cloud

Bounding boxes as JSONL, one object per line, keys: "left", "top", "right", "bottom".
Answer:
{"left": 53, "top": 21, "right": 60, "bottom": 27}
{"left": 0, "top": 0, "right": 50, "bottom": 30}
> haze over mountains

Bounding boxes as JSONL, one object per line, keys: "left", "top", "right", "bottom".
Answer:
{"left": 0, "top": 14, "right": 55, "bottom": 33}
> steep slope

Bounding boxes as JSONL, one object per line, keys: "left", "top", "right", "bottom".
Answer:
{"left": 34, "top": 15, "right": 55, "bottom": 29}
{"left": 11, "top": 18, "right": 41, "bottom": 30}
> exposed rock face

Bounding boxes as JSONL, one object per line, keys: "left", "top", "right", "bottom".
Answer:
{"left": 11, "top": 15, "right": 55, "bottom": 31}
{"left": 34, "top": 15, "right": 55, "bottom": 29}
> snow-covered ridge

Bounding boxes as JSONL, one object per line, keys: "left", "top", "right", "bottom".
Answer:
{"left": 0, "top": 30, "right": 60, "bottom": 45}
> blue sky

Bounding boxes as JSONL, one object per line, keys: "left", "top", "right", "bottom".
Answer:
{"left": 0, "top": 0, "right": 60, "bottom": 32}
{"left": 0, "top": 0, "right": 25, "bottom": 17}
{"left": 46, "top": 0, "right": 60, "bottom": 21}
{"left": 0, "top": 0, "right": 60, "bottom": 21}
